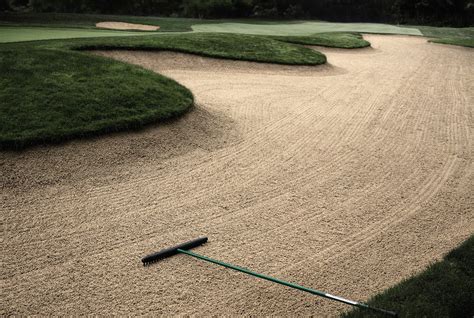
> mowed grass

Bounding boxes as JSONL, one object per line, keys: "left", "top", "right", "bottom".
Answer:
{"left": 343, "top": 236, "right": 474, "bottom": 318}
{"left": 0, "top": 48, "right": 193, "bottom": 149}
{"left": 0, "top": 26, "right": 154, "bottom": 43}
{"left": 192, "top": 21, "right": 423, "bottom": 36}
{"left": 0, "top": 12, "right": 216, "bottom": 32}
{"left": 274, "top": 32, "right": 370, "bottom": 48}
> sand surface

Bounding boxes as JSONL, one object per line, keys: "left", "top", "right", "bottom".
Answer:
{"left": 96, "top": 21, "right": 160, "bottom": 31}
{"left": 1, "top": 35, "right": 473, "bottom": 316}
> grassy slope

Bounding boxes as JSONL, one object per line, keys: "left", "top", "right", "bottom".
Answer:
{"left": 429, "top": 37, "right": 474, "bottom": 48}
{"left": 0, "top": 47, "right": 193, "bottom": 149}
{"left": 415, "top": 26, "right": 474, "bottom": 48}
{"left": 1, "top": 31, "right": 331, "bottom": 149}
{"left": 343, "top": 236, "right": 474, "bottom": 318}
{"left": 65, "top": 33, "right": 327, "bottom": 65}
{"left": 274, "top": 32, "right": 370, "bottom": 48}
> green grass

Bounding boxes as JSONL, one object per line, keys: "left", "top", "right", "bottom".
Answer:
{"left": 412, "top": 26, "right": 474, "bottom": 48}
{"left": 429, "top": 37, "right": 474, "bottom": 48}
{"left": 415, "top": 26, "right": 474, "bottom": 38}
{"left": 0, "top": 12, "right": 218, "bottom": 32}
{"left": 274, "top": 32, "right": 371, "bottom": 48}
{"left": 343, "top": 236, "right": 474, "bottom": 318}
{"left": 192, "top": 21, "right": 423, "bottom": 36}
{"left": 0, "top": 47, "right": 193, "bottom": 149}
{"left": 62, "top": 33, "right": 327, "bottom": 65}
{"left": 0, "top": 13, "right": 425, "bottom": 36}
{"left": 0, "top": 26, "right": 156, "bottom": 43}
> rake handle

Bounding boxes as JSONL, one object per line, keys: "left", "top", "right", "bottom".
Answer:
{"left": 178, "top": 248, "right": 397, "bottom": 317}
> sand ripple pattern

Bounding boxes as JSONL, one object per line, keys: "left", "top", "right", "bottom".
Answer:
{"left": 1, "top": 35, "right": 473, "bottom": 316}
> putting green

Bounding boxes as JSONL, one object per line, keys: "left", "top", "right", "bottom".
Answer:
{"left": 193, "top": 21, "right": 423, "bottom": 36}
{"left": 0, "top": 26, "right": 154, "bottom": 43}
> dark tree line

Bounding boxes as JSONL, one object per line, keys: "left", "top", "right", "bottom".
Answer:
{"left": 3, "top": 0, "right": 474, "bottom": 26}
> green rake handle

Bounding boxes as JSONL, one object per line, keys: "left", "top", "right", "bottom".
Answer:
{"left": 178, "top": 248, "right": 398, "bottom": 317}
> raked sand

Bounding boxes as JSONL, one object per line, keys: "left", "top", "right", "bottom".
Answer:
{"left": 2, "top": 35, "right": 473, "bottom": 316}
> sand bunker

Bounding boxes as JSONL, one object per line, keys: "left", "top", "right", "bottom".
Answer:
{"left": 96, "top": 21, "right": 160, "bottom": 31}
{"left": 2, "top": 35, "right": 473, "bottom": 316}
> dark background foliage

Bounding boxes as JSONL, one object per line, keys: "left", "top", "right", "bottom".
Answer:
{"left": 2, "top": 0, "right": 473, "bottom": 26}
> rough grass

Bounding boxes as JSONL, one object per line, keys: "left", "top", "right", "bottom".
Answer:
{"left": 415, "top": 26, "right": 474, "bottom": 38}
{"left": 274, "top": 32, "right": 371, "bottom": 48}
{"left": 0, "top": 48, "right": 193, "bottom": 149}
{"left": 429, "top": 37, "right": 474, "bottom": 48}
{"left": 65, "top": 33, "right": 327, "bottom": 65}
{"left": 413, "top": 26, "right": 474, "bottom": 48}
{"left": 343, "top": 236, "right": 474, "bottom": 318}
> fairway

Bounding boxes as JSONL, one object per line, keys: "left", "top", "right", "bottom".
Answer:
{"left": 0, "top": 26, "right": 154, "bottom": 43}
{"left": 0, "top": 21, "right": 424, "bottom": 44}
{"left": 2, "top": 35, "right": 472, "bottom": 316}
{"left": 193, "top": 21, "right": 423, "bottom": 36}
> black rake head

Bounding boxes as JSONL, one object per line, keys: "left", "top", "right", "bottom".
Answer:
{"left": 142, "top": 237, "right": 208, "bottom": 265}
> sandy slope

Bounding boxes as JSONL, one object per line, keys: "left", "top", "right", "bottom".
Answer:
{"left": 1, "top": 35, "right": 473, "bottom": 316}
{"left": 96, "top": 22, "right": 160, "bottom": 31}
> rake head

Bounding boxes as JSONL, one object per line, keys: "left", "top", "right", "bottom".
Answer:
{"left": 142, "top": 237, "right": 208, "bottom": 265}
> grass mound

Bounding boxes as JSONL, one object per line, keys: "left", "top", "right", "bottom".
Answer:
{"left": 274, "top": 32, "right": 371, "bottom": 48}
{"left": 0, "top": 48, "right": 193, "bottom": 149}
{"left": 343, "top": 236, "right": 474, "bottom": 318}
{"left": 0, "top": 32, "right": 328, "bottom": 149}
{"left": 429, "top": 37, "right": 474, "bottom": 48}
{"left": 68, "top": 33, "right": 327, "bottom": 65}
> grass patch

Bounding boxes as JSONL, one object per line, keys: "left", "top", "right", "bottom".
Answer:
{"left": 411, "top": 26, "right": 474, "bottom": 48}
{"left": 192, "top": 21, "right": 423, "bottom": 36}
{"left": 0, "top": 26, "right": 154, "bottom": 43}
{"left": 274, "top": 32, "right": 370, "bottom": 48}
{"left": 0, "top": 48, "right": 193, "bottom": 149}
{"left": 64, "top": 33, "right": 327, "bottom": 65}
{"left": 343, "top": 236, "right": 474, "bottom": 318}
{"left": 415, "top": 26, "right": 474, "bottom": 38}
{"left": 429, "top": 37, "right": 474, "bottom": 48}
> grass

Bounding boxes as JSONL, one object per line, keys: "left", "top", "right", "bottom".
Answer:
{"left": 1, "top": 13, "right": 425, "bottom": 36}
{"left": 63, "top": 33, "right": 327, "bottom": 65}
{"left": 429, "top": 37, "right": 474, "bottom": 48}
{"left": 415, "top": 26, "right": 474, "bottom": 38}
{"left": 0, "top": 12, "right": 218, "bottom": 32}
{"left": 343, "top": 236, "right": 474, "bottom": 318}
{"left": 0, "top": 31, "right": 331, "bottom": 149}
{"left": 0, "top": 47, "right": 193, "bottom": 149}
{"left": 0, "top": 26, "right": 155, "bottom": 43}
{"left": 274, "top": 32, "right": 371, "bottom": 48}
{"left": 413, "top": 26, "right": 474, "bottom": 48}
{"left": 192, "top": 21, "right": 423, "bottom": 36}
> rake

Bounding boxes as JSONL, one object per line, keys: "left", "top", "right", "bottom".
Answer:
{"left": 142, "top": 237, "right": 397, "bottom": 317}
